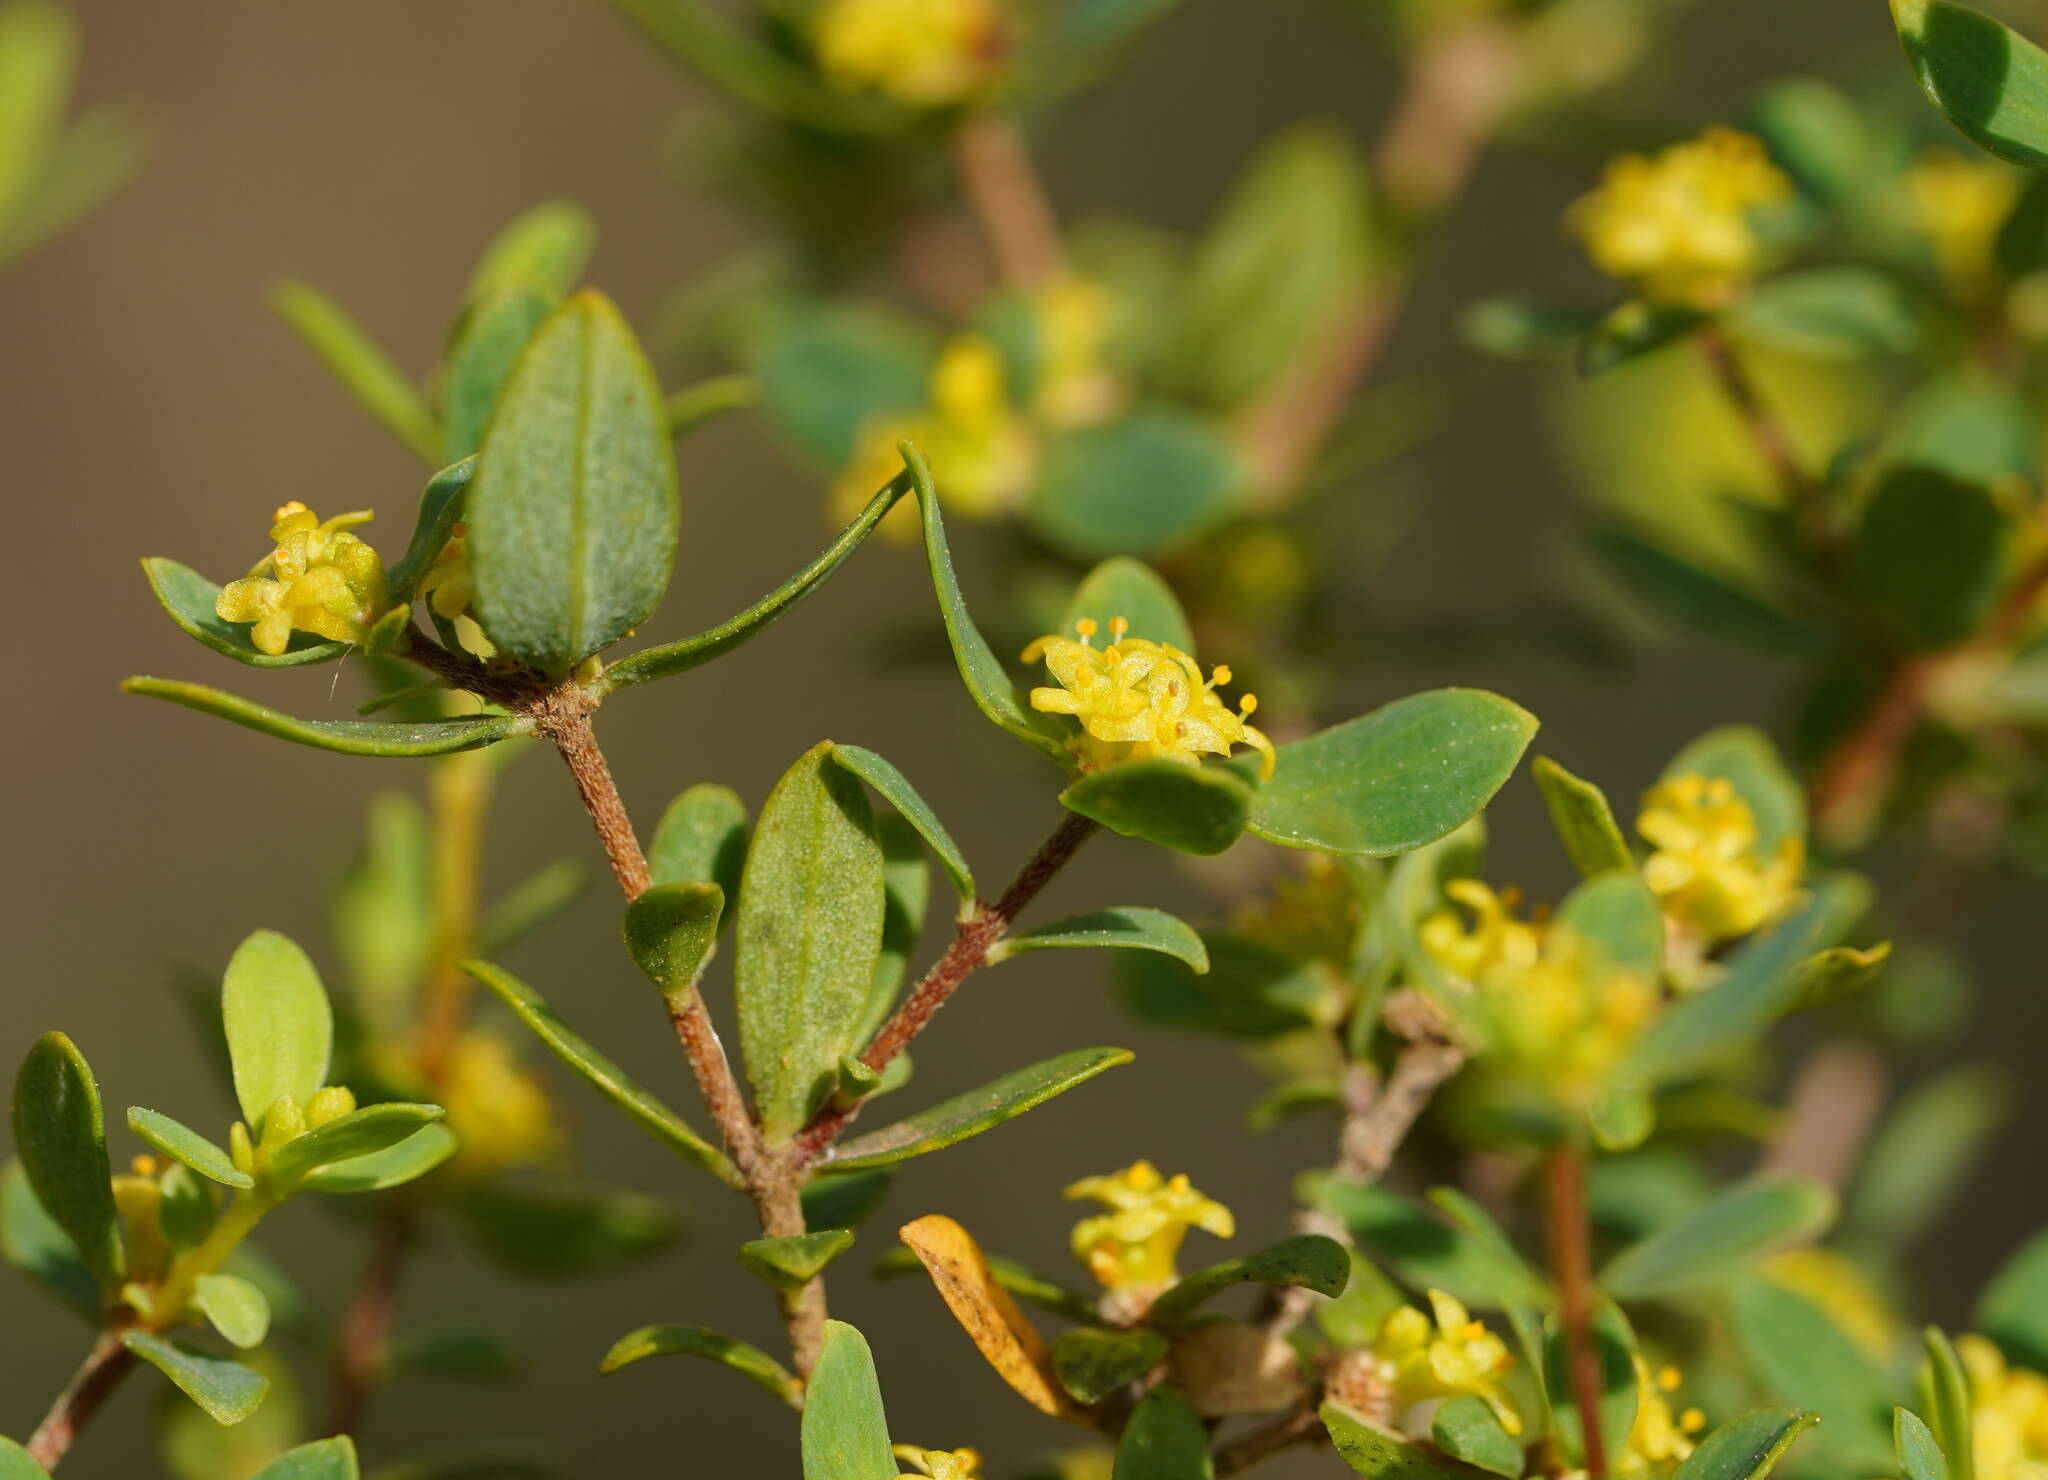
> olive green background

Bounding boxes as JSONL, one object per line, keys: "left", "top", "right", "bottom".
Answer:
{"left": 2, "top": 2, "right": 2041, "bottom": 1475}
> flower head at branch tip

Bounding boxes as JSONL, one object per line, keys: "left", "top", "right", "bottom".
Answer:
{"left": 1022, "top": 617, "right": 1277, "bottom": 779}
{"left": 1568, "top": 127, "right": 1791, "bottom": 309}
{"left": 1905, "top": 149, "right": 2021, "bottom": 298}
{"left": 1615, "top": 1356, "right": 1705, "bottom": 1476}
{"left": 812, "top": 0, "right": 1009, "bottom": 107}
{"left": 417, "top": 522, "right": 495, "bottom": 657}
{"left": 1329, "top": 1289, "right": 1521, "bottom": 1438}
{"left": 1419, "top": 879, "right": 1543, "bottom": 984}
{"left": 215, "top": 500, "right": 389, "bottom": 656}
{"left": 1638, "top": 773, "right": 1802, "bottom": 950}
{"left": 1960, "top": 1334, "right": 2048, "bottom": 1480}
{"left": 893, "top": 1446, "right": 983, "bottom": 1480}
{"left": 1064, "top": 1160, "right": 1234, "bottom": 1294}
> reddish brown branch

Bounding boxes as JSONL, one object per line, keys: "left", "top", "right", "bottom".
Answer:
{"left": 327, "top": 1206, "right": 412, "bottom": 1437}
{"left": 1214, "top": 1403, "right": 1327, "bottom": 1476}
{"left": 1545, "top": 1147, "right": 1608, "bottom": 1480}
{"left": 1695, "top": 328, "right": 1815, "bottom": 514}
{"left": 953, "top": 112, "right": 1064, "bottom": 289}
{"left": 27, "top": 1328, "right": 135, "bottom": 1471}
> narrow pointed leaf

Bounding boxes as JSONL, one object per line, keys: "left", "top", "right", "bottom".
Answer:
{"left": 221, "top": 930, "right": 332, "bottom": 1132}
{"left": 1893, "top": 0, "right": 2048, "bottom": 169}
{"left": 601, "top": 1323, "right": 801, "bottom": 1407}
{"left": 1062, "top": 557, "right": 1194, "bottom": 652}
{"left": 0, "top": 0, "right": 73, "bottom": 222}
{"left": 195, "top": 1272, "right": 272, "bottom": 1349}
{"left": 466, "top": 290, "right": 678, "bottom": 674}
{"left": 1060, "top": 760, "right": 1252, "bottom": 856}
{"left": 127, "top": 1107, "right": 252, "bottom": 1190}
{"left": 736, "top": 743, "right": 886, "bottom": 1142}
{"left": 1000, "top": 908, "right": 1207, "bottom": 971}
{"left": 598, "top": 472, "right": 910, "bottom": 693}
{"left": 1149, "top": 1234, "right": 1349, "bottom": 1323}
{"left": 648, "top": 784, "right": 748, "bottom": 898}
{"left": 801, "top": 1321, "right": 898, "bottom": 1480}
{"left": 300, "top": 1123, "right": 456, "bottom": 1194}
{"left": 469, "top": 200, "right": 593, "bottom": 300}
{"left": 1054, "top": 1327, "right": 1168, "bottom": 1406}
{"left": 477, "top": 860, "right": 585, "bottom": 953}
{"left": 1897, "top": 1409, "right": 1949, "bottom": 1480}
{"left": 386, "top": 457, "right": 475, "bottom": 600}
{"left": 270, "top": 281, "right": 439, "bottom": 462}
{"left": 1309, "top": 1179, "right": 1551, "bottom": 1308}
{"left": 830, "top": 745, "right": 974, "bottom": 903}
{"left": 1244, "top": 689, "right": 1537, "bottom": 855}
{"left": 1116, "top": 1387, "right": 1212, "bottom": 1480}
{"left": 122, "top": 678, "right": 524, "bottom": 757}
{"left": 622, "top": 882, "right": 723, "bottom": 1006}
{"left": 466, "top": 959, "right": 737, "bottom": 1183}
{"left": 141, "top": 558, "right": 349, "bottom": 667}
{"left": 1600, "top": 1176, "right": 1836, "bottom": 1298}
{"left": 123, "top": 1330, "right": 269, "bottom": 1424}
{"left": 443, "top": 288, "right": 555, "bottom": 463}
{"left": 1533, "top": 756, "right": 1633, "bottom": 876}
{"left": 1924, "top": 1329, "right": 1975, "bottom": 1480}
{"left": 899, "top": 1215, "right": 1079, "bottom": 1420}
{"left": 12, "top": 1033, "right": 121, "bottom": 1290}
{"left": 737, "top": 1230, "right": 855, "bottom": 1290}
{"left": 829, "top": 1047, "right": 1133, "bottom": 1171}
{"left": 271, "top": 1103, "right": 445, "bottom": 1182}
{"left": 1674, "top": 1410, "right": 1819, "bottom": 1480}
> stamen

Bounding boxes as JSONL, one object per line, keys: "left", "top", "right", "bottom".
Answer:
{"left": 1075, "top": 618, "right": 1098, "bottom": 646}
{"left": 1211, "top": 664, "right": 1231, "bottom": 688}
{"left": 1239, "top": 693, "right": 1258, "bottom": 717}
{"left": 131, "top": 1155, "right": 157, "bottom": 1177}
{"left": 1658, "top": 1366, "right": 1682, "bottom": 1391}
{"left": 1108, "top": 616, "right": 1129, "bottom": 639}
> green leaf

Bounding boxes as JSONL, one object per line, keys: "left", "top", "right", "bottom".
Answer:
{"left": 1462, "top": 298, "right": 1606, "bottom": 358}
{"left": 1890, "top": 371, "right": 2036, "bottom": 486}
{"left": 0, "top": 1436, "right": 47, "bottom": 1480}
{"left": 858, "top": 813, "right": 930, "bottom": 1046}
{"left": 271, "top": 1103, "right": 445, "bottom": 1183}
{"left": 1323, "top": 1402, "right": 1470, "bottom": 1480}
{"left": 1580, "top": 301, "right": 1709, "bottom": 375}
{"left": 195, "top": 1272, "right": 272, "bottom": 1349}
{"left": 141, "top": 558, "right": 350, "bottom": 668}
{"left": 466, "top": 959, "right": 737, "bottom": 1183}
{"left": 736, "top": 743, "right": 886, "bottom": 1141}
{"left": 1053, "top": 1327, "right": 1168, "bottom": 1406}
{"left": 299, "top": 1124, "right": 455, "bottom": 1194}
{"left": 123, "top": 1330, "right": 270, "bottom": 1425}
{"left": 1316, "top": 1250, "right": 1410, "bottom": 1348}
{"left": 1674, "top": 1410, "right": 1820, "bottom": 1480}
{"left": 466, "top": 290, "right": 678, "bottom": 674}
{"left": 221, "top": 930, "right": 332, "bottom": 1133}
{"left": 1893, "top": 0, "right": 2048, "bottom": 168}
{"left": 1308, "top": 1179, "right": 1550, "bottom": 1308}
{"left": 1852, "top": 465, "right": 2008, "bottom": 649}
{"left": 1116, "top": 1387, "right": 1214, "bottom": 1480}
{"left": 1243, "top": 689, "right": 1538, "bottom": 856}
{"left": 1730, "top": 1280, "right": 1892, "bottom": 1468}
{"left": 1599, "top": 1177, "right": 1836, "bottom": 1298}
{"left": 1148, "top": 1234, "right": 1349, "bottom": 1323}
{"left": 910, "top": 449, "right": 1069, "bottom": 761}
{"left": 1979, "top": 1228, "right": 2048, "bottom": 1370}
{"left": 755, "top": 303, "right": 931, "bottom": 467}
{"left": 1923, "top": 1329, "right": 1976, "bottom": 1480}
{"left": 1555, "top": 871, "right": 1664, "bottom": 976}
{"left": 600, "top": 1324, "right": 800, "bottom": 1407}
{"left": 736, "top": 1230, "right": 856, "bottom": 1291}
{"left": 802, "top": 1169, "right": 893, "bottom": 1232}
{"left": 121, "top": 678, "right": 525, "bottom": 757}
{"left": 270, "top": 280, "right": 440, "bottom": 463}
{"left": 126, "top": 1107, "right": 252, "bottom": 1190}
{"left": 1749, "top": 78, "right": 1875, "bottom": 203}
{"left": 0, "top": 101, "right": 147, "bottom": 272}
{"left": 1027, "top": 411, "right": 1243, "bottom": 560}
{"left": 801, "top": 1321, "right": 897, "bottom": 1480}
{"left": 1843, "top": 1065, "right": 2010, "bottom": 1253}
{"left": 250, "top": 1438, "right": 359, "bottom": 1480}
{"left": 622, "top": 882, "right": 724, "bottom": 1007}
{"left": 1116, "top": 932, "right": 1329, "bottom": 1038}
{"left": 828, "top": 1047, "right": 1133, "bottom": 1171}
{"left": 158, "top": 1165, "right": 216, "bottom": 1249}
{"left": 647, "top": 784, "right": 749, "bottom": 899}
{"left": 999, "top": 908, "right": 1208, "bottom": 971}
{"left": 1662, "top": 726, "right": 1805, "bottom": 856}
{"left": 1061, "top": 557, "right": 1193, "bottom": 651}
{"left": 477, "top": 860, "right": 585, "bottom": 954}
{"left": 11, "top": 1033, "right": 121, "bottom": 1290}
{"left": 1732, "top": 268, "right": 1920, "bottom": 360}
{"left": 387, "top": 1325, "right": 523, "bottom": 1386}
{"left": 1898, "top": 1409, "right": 1950, "bottom": 1480}
{"left": 1544, "top": 1299, "right": 1640, "bottom": 1468}
{"left": 453, "top": 1179, "right": 679, "bottom": 1281}
{"left": 1432, "top": 1395, "right": 1524, "bottom": 1478}
{"left": 0, "top": 0, "right": 73, "bottom": 221}
{"left": 387, "top": 457, "right": 475, "bottom": 601}
{"left": 1533, "top": 756, "right": 1633, "bottom": 877}
{"left": 1060, "top": 759, "right": 1253, "bottom": 855}
{"left": 596, "top": 470, "right": 911, "bottom": 693}
{"left": 1588, "top": 1082, "right": 1655, "bottom": 1154}
{"left": 443, "top": 288, "right": 555, "bottom": 463}
{"left": 1585, "top": 525, "right": 1816, "bottom": 657}
{"left": 468, "top": 200, "right": 593, "bottom": 300}
{"left": 830, "top": 745, "right": 974, "bottom": 903}
{"left": 0, "top": 1158, "right": 99, "bottom": 1315}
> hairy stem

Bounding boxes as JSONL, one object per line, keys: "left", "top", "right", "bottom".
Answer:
{"left": 327, "top": 1204, "right": 413, "bottom": 1437}
{"left": 27, "top": 1328, "right": 135, "bottom": 1471}
{"left": 952, "top": 111, "right": 1064, "bottom": 289}
{"left": 793, "top": 812, "right": 1100, "bottom": 1162}
{"left": 1545, "top": 1146, "right": 1608, "bottom": 1480}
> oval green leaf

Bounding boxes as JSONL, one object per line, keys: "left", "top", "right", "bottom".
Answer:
{"left": 736, "top": 1230, "right": 856, "bottom": 1291}
{"left": 299, "top": 1123, "right": 456, "bottom": 1194}
{"left": 1116, "top": 1386, "right": 1214, "bottom": 1480}
{"left": 1599, "top": 1176, "right": 1836, "bottom": 1299}
{"left": 1894, "top": 0, "right": 2048, "bottom": 168}
{"left": 1053, "top": 1327, "right": 1169, "bottom": 1407}
{"left": 1061, "top": 557, "right": 1193, "bottom": 652}
{"left": 801, "top": 1321, "right": 897, "bottom": 1480}
{"left": 123, "top": 1330, "right": 269, "bottom": 1425}
{"left": 195, "top": 1272, "right": 272, "bottom": 1349}
{"left": 0, "top": 1437, "right": 47, "bottom": 1479}
{"left": 270, "top": 1103, "right": 444, "bottom": 1183}
{"left": 1148, "top": 1234, "right": 1350, "bottom": 1323}
{"left": 623, "top": 882, "right": 724, "bottom": 1007}
{"left": 11, "top": 1033, "right": 121, "bottom": 1291}
{"left": 647, "top": 783, "right": 749, "bottom": 900}
{"left": 829, "top": 1047, "right": 1133, "bottom": 1172}
{"left": 221, "top": 930, "right": 332, "bottom": 1133}
{"left": 1674, "top": 1409, "right": 1820, "bottom": 1480}
{"left": 1979, "top": 1228, "right": 2048, "bottom": 1371}
{"left": 1060, "top": 759, "right": 1252, "bottom": 856}
{"left": 1028, "top": 412, "right": 1243, "bottom": 560}
{"left": 999, "top": 908, "right": 1208, "bottom": 972}
{"left": 249, "top": 1437, "right": 359, "bottom": 1480}
{"left": 0, "top": 1158, "right": 99, "bottom": 1316}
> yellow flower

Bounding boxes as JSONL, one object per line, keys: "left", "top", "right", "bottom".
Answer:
{"left": 1419, "top": 880, "right": 1543, "bottom": 984}
{"left": 894, "top": 1447, "right": 983, "bottom": 1480}
{"left": 1961, "top": 1335, "right": 2048, "bottom": 1480}
{"left": 833, "top": 336, "right": 1033, "bottom": 535}
{"left": 215, "top": 500, "right": 389, "bottom": 655}
{"left": 1022, "top": 618, "right": 1277, "bottom": 778}
{"left": 1065, "top": 1161, "right": 1234, "bottom": 1293}
{"left": 1569, "top": 128, "right": 1791, "bottom": 308}
{"left": 417, "top": 523, "right": 495, "bottom": 657}
{"left": 1335, "top": 1289, "right": 1521, "bottom": 1436}
{"left": 112, "top": 1155, "right": 171, "bottom": 1283}
{"left": 1033, "top": 274, "right": 1120, "bottom": 427}
{"left": 1617, "top": 1357, "right": 1706, "bottom": 1475}
{"left": 813, "top": 0, "right": 1007, "bottom": 107}
{"left": 1638, "top": 774, "right": 1802, "bottom": 951}
{"left": 438, "top": 1030, "right": 557, "bottom": 1178}
{"left": 1906, "top": 149, "right": 2021, "bottom": 297}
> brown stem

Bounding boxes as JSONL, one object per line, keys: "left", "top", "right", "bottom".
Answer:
{"left": 1214, "top": 1403, "right": 1326, "bottom": 1476}
{"left": 1762, "top": 1040, "right": 1888, "bottom": 1189}
{"left": 952, "top": 111, "right": 1064, "bottom": 289}
{"left": 1545, "top": 1146, "right": 1608, "bottom": 1480}
{"left": 27, "top": 1328, "right": 135, "bottom": 1471}
{"left": 327, "top": 1205, "right": 412, "bottom": 1437}
{"left": 793, "top": 812, "right": 1100, "bottom": 1162}
{"left": 1695, "top": 329, "right": 1815, "bottom": 515}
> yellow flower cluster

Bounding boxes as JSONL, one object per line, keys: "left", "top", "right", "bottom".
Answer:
{"left": 813, "top": 0, "right": 1007, "bottom": 107}
{"left": 435, "top": 1030, "right": 558, "bottom": 1179}
{"left": 1569, "top": 128, "right": 1791, "bottom": 308}
{"left": 1033, "top": 275, "right": 1120, "bottom": 428}
{"left": 215, "top": 501, "right": 389, "bottom": 655}
{"left": 1638, "top": 774, "right": 1802, "bottom": 953}
{"left": 1332, "top": 1289, "right": 1521, "bottom": 1436}
{"left": 1962, "top": 1336, "right": 2048, "bottom": 1480}
{"left": 1065, "top": 1160, "right": 1234, "bottom": 1293}
{"left": 417, "top": 522, "right": 494, "bottom": 657}
{"left": 1023, "top": 618, "right": 1277, "bottom": 778}
{"left": 894, "top": 1447, "right": 983, "bottom": 1480}
{"left": 1906, "top": 149, "right": 2022, "bottom": 297}
{"left": 1617, "top": 1357, "right": 1706, "bottom": 1476}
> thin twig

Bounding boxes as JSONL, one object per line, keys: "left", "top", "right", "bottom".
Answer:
{"left": 793, "top": 812, "right": 1100, "bottom": 1162}
{"left": 27, "top": 1328, "right": 135, "bottom": 1471}
{"left": 327, "top": 1205, "right": 412, "bottom": 1437}
{"left": 1214, "top": 1402, "right": 1327, "bottom": 1477}
{"left": 952, "top": 111, "right": 1064, "bottom": 289}
{"left": 1694, "top": 328, "right": 1816, "bottom": 516}
{"left": 1762, "top": 1040, "right": 1888, "bottom": 1189}
{"left": 1545, "top": 1147, "right": 1608, "bottom": 1480}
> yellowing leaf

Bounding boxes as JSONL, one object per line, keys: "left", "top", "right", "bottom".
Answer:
{"left": 899, "top": 1214, "right": 1082, "bottom": 1422}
